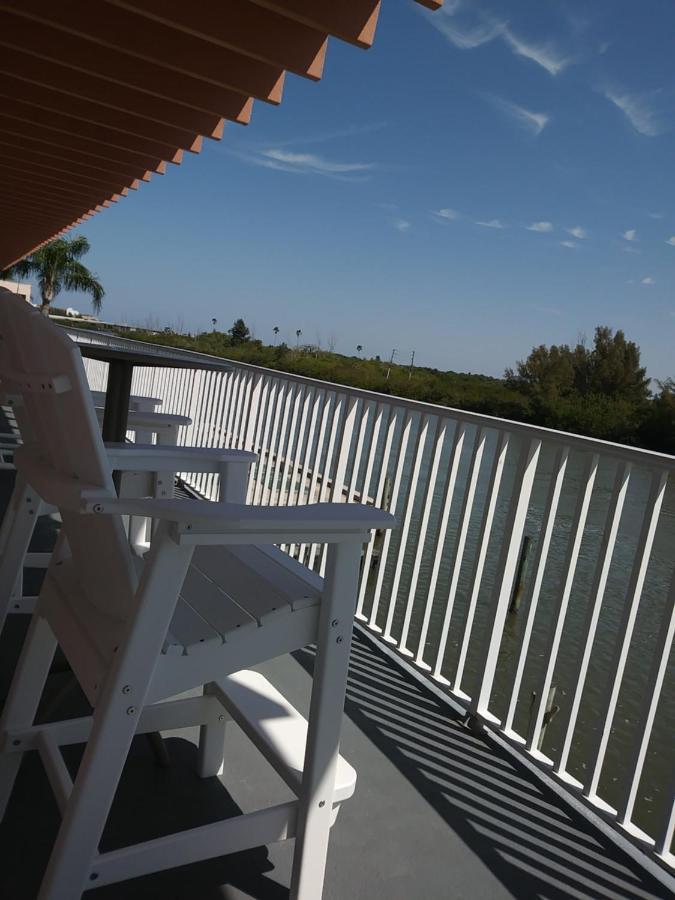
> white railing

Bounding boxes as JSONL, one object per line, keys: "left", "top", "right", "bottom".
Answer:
{"left": 77, "top": 330, "right": 675, "bottom": 871}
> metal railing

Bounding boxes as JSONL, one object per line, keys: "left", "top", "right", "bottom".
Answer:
{"left": 76, "top": 330, "right": 675, "bottom": 870}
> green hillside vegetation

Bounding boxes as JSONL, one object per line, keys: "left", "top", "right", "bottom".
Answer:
{"left": 69, "top": 319, "right": 674, "bottom": 454}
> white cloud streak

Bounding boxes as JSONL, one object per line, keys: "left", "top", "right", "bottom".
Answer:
{"left": 567, "top": 226, "right": 587, "bottom": 239}
{"left": 641, "top": 276, "right": 655, "bottom": 285}
{"left": 432, "top": 208, "right": 460, "bottom": 221}
{"left": 261, "top": 149, "right": 374, "bottom": 174}
{"left": 603, "top": 89, "right": 664, "bottom": 137}
{"left": 475, "top": 219, "right": 505, "bottom": 229}
{"left": 560, "top": 240, "right": 577, "bottom": 249}
{"left": 502, "top": 27, "right": 570, "bottom": 76}
{"left": 426, "top": 5, "right": 571, "bottom": 75}
{"left": 526, "top": 221, "right": 554, "bottom": 232}
{"left": 623, "top": 229, "right": 638, "bottom": 241}
{"left": 490, "top": 97, "right": 550, "bottom": 135}
{"left": 393, "top": 219, "right": 411, "bottom": 233}
{"left": 666, "top": 236, "right": 675, "bottom": 246}
{"left": 236, "top": 147, "right": 375, "bottom": 181}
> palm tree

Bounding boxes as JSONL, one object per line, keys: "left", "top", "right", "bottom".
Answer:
{"left": 356, "top": 344, "right": 363, "bottom": 357}
{"left": 212, "top": 318, "right": 217, "bottom": 332}
{"left": 1, "top": 235, "right": 104, "bottom": 316}
{"left": 295, "top": 328, "right": 302, "bottom": 348}
{"left": 273, "top": 325, "right": 280, "bottom": 342}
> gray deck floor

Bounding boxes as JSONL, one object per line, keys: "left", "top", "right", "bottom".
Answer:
{"left": 0, "top": 468, "right": 671, "bottom": 899}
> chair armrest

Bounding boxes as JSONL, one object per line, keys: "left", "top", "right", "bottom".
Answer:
{"left": 104, "top": 443, "right": 256, "bottom": 473}
{"left": 81, "top": 497, "right": 396, "bottom": 545}
{"left": 95, "top": 409, "right": 191, "bottom": 429}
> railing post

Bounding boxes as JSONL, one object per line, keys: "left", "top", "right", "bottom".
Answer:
{"left": 470, "top": 437, "right": 541, "bottom": 721}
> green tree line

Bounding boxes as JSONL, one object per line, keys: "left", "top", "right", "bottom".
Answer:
{"left": 73, "top": 319, "right": 674, "bottom": 455}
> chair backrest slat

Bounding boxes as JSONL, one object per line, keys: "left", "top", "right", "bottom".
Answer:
{"left": 0, "top": 289, "right": 136, "bottom": 620}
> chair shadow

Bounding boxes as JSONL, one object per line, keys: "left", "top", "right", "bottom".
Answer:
{"left": 293, "top": 633, "right": 668, "bottom": 900}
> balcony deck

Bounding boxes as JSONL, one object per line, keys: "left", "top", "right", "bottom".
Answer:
{"left": 0, "top": 471, "right": 671, "bottom": 900}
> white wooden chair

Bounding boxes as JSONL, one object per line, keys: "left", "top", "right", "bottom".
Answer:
{"left": 0, "top": 292, "right": 393, "bottom": 899}
{"left": 0, "top": 394, "right": 232, "bottom": 625}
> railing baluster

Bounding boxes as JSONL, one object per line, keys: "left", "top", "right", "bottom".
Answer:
{"left": 655, "top": 773, "right": 675, "bottom": 858}
{"left": 247, "top": 375, "right": 270, "bottom": 502}
{"left": 357, "top": 406, "right": 395, "bottom": 620}
{"left": 287, "top": 387, "right": 321, "bottom": 559}
{"left": 471, "top": 437, "right": 542, "bottom": 719}
{"left": 526, "top": 452, "right": 600, "bottom": 755}
{"left": 552, "top": 461, "right": 632, "bottom": 775}
{"left": 267, "top": 382, "right": 295, "bottom": 505}
{"left": 277, "top": 385, "right": 305, "bottom": 507}
{"left": 348, "top": 400, "right": 372, "bottom": 503}
{"left": 368, "top": 411, "right": 414, "bottom": 632}
{"left": 618, "top": 542, "right": 674, "bottom": 831}
{"left": 355, "top": 403, "right": 389, "bottom": 619}
{"left": 285, "top": 386, "right": 314, "bottom": 509}
{"left": 446, "top": 431, "right": 509, "bottom": 692}
{"left": 398, "top": 416, "right": 446, "bottom": 656}
{"left": 224, "top": 371, "right": 241, "bottom": 445}
{"left": 261, "top": 381, "right": 289, "bottom": 506}
{"left": 415, "top": 421, "right": 467, "bottom": 669}
{"left": 503, "top": 446, "right": 569, "bottom": 737}
{"left": 317, "top": 395, "right": 359, "bottom": 576}
{"left": 298, "top": 391, "right": 334, "bottom": 564}
{"left": 204, "top": 372, "right": 227, "bottom": 499}
{"left": 581, "top": 469, "right": 668, "bottom": 798}
{"left": 253, "top": 378, "right": 279, "bottom": 505}
{"left": 244, "top": 373, "right": 264, "bottom": 452}
{"left": 232, "top": 371, "right": 249, "bottom": 448}
{"left": 308, "top": 394, "right": 344, "bottom": 570}
{"left": 383, "top": 414, "right": 430, "bottom": 644}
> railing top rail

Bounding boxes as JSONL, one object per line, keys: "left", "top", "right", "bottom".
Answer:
{"left": 68, "top": 326, "right": 675, "bottom": 472}
{"left": 64, "top": 325, "right": 233, "bottom": 369}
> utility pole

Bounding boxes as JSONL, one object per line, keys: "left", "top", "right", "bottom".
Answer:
{"left": 408, "top": 350, "right": 415, "bottom": 380}
{"left": 386, "top": 349, "right": 397, "bottom": 381}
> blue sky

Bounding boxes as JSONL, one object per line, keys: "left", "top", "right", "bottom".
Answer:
{"left": 60, "top": 0, "right": 674, "bottom": 382}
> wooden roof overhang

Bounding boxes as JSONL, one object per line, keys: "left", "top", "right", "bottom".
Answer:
{"left": 0, "top": 0, "right": 442, "bottom": 269}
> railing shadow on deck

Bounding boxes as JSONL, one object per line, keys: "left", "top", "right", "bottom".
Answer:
{"left": 294, "top": 633, "right": 669, "bottom": 900}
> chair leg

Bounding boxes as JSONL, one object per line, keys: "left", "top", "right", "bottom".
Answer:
{"left": 37, "top": 523, "right": 194, "bottom": 899}
{"left": 197, "top": 682, "right": 227, "bottom": 778}
{"left": 290, "top": 543, "right": 361, "bottom": 900}
{"left": 0, "top": 614, "right": 57, "bottom": 819}
{"left": 0, "top": 482, "right": 41, "bottom": 632}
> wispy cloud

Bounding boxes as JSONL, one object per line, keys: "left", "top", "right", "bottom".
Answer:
{"left": 238, "top": 148, "right": 375, "bottom": 181}
{"left": 475, "top": 218, "right": 505, "bottom": 229}
{"left": 489, "top": 96, "right": 550, "bottom": 135}
{"left": 567, "top": 226, "right": 587, "bottom": 239}
{"left": 429, "top": 9, "right": 504, "bottom": 50}
{"left": 602, "top": 89, "right": 664, "bottom": 137}
{"left": 393, "top": 219, "right": 411, "bottom": 233}
{"left": 622, "top": 246, "right": 640, "bottom": 254}
{"left": 432, "top": 208, "right": 460, "bottom": 221}
{"left": 666, "top": 236, "right": 675, "bottom": 246}
{"left": 649, "top": 212, "right": 665, "bottom": 219}
{"left": 642, "top": 276, "right": 655, "bottom": 285}
{"left": 502, "top": 27, "right": 570, "bottom": 76}
{"left": 265, "top": 121, "right": 388, "bottom": 150}
{"left": 426, "top": 5, "right": 571, "bottom": 75}
{"left": 560, "top": 240, "right": 577, "bottom": 249}
{"left": 261, "top": 149, "right": 373, "bottom": 174}
{"left": 622, "top": 229, "right": 638, "bottom": 241}
{"left": 526, "top": 221, "right": 554, "bottom": 232}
